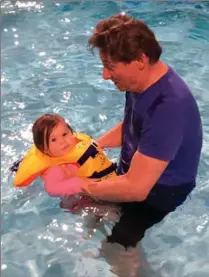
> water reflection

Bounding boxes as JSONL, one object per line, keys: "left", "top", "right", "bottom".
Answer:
{"left": 60, "top": 198, "right": 155, "bottom": 277}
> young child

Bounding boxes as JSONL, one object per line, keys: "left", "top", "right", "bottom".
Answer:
{"left": 11, "top": 113, "right": 118, "bottom": 212}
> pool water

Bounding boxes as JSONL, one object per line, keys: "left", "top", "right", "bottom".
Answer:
{"left": 1, "top": 1, "right": 209, "bottom": 277}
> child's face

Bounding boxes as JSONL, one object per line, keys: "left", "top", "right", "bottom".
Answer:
{"left": 45, "top": 122, "right": 76, "bottom": 157}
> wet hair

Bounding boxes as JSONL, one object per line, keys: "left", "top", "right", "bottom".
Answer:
{"left": 88, "top": 13, "right": 162, "bottom": 64}
{"left": 32, "top": 114, "right": 73, "bottom": 153}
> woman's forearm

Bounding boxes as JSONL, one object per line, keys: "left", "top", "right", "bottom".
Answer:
{"left": 81, "top": 174, "right": 145, "bottom": 202}
{"left": 96, "top": 121, "right": 123, "bottom": 148}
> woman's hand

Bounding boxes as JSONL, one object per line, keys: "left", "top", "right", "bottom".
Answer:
{"left": 59, "top": 164, "right": 100, "bottom": 202}
{"left": 79, "top": 179, "right": 101, "bottom": 203}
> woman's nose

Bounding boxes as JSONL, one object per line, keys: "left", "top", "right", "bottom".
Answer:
{"left": 103, "top": 67, "right": 111, "bottom": 80}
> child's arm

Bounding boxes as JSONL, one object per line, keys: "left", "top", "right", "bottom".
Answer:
{"left": 42, "top": 164, "right": 83, "bottom": 197}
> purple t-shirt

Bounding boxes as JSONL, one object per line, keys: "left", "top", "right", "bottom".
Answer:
{"left": 118, "top": 67, "right": 202, "bottom": 188}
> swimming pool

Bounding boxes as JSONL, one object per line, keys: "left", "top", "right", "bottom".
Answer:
{"left": 1, "top": 1, "right": 209, "bottom": 276}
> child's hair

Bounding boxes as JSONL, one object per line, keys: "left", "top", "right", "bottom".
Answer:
{"left": 32, "top": 113, "right": 74, "bottom": 153}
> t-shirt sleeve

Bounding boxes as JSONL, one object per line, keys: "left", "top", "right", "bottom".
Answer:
{"left": 138, "top": 101, "right": 184, "bottom": 161}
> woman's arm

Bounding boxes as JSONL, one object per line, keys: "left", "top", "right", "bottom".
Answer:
{"left": 96, "top": 121, "right": 123, "bottom": 148}
{"left": 80, "top": 151, "right": 169, "bottom": 202}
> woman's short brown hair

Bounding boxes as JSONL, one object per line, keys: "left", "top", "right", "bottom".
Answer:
{"left": 88, "top": 14, "right": 162, "bottom": 64}
{"left": 32, "top": 114, "right": 73, "bottom": 153}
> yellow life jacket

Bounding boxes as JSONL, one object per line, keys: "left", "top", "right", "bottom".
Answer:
{"left": 14, "top": 133, "right": 117, "bottom": 187}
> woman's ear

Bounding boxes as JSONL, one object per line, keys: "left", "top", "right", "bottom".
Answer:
{"left": 136, "top": 53, "right": 147, "bottom": 70}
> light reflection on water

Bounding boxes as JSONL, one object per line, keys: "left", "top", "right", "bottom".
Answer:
{"left": 1, "top": 1, "right": 209, "bottom": 277}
